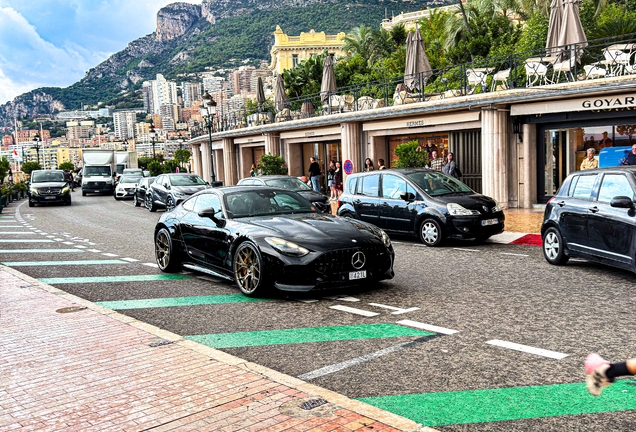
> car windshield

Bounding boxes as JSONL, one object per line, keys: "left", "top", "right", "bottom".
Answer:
{"left": 169, "top": 175, "right": 206, "bottom": 186}
{"left": 84, "top": 166, "right": 111, "bottom": 176}
{"left": 120, "top": 176, "right": 142, "bottom": 184}
{"left": 263, "top": 178, "right": 312, "bottom": 191}
{"left": 225, "top": 190, "right": 315, "bottom": 218}
{"left": 406, "top": 171, "right": 473, "bottom": 197}
{"left": 32, "top": 171, "right": 65, "bottom": 183}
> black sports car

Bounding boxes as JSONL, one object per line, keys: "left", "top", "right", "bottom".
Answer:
{"left": 154, "top": 186, "right": 394, "bottom": 296}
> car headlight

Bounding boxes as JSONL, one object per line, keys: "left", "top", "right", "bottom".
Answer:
{"left": 265, "top": 237, "right": 309, "bottom": 257}
{"left": 30, "top": 188, "right": 39, "bottom": 195}
{"left": 380, "top": 230, "right": 391, "bottom": 248}
{"left": 172, "top": 191, "right": 185, "bottom": 197}
{"left": 447, "top": 203, "right": 480, "bottom": 216}
{"left": 61, "top": 186, "right": 70, "bottom": 194}
{"left": 492, "top": 201, "right": 502, "bottom": 213}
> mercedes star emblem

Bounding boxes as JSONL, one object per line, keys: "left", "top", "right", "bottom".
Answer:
{"left": 351, "top": 251, "right": 366, "bottom": 270}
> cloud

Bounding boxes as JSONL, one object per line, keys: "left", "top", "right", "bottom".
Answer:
{"left": 0, "top": 0, "right": 203, "bottom": 104}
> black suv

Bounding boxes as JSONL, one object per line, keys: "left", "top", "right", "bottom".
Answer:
{"left": 146, "top": 173, "right": 208, "bottom": 212}
{"left": 28, "top": 169, "right": 72, "bottom": 207}
{"left": 542, "top": 166, "right": 636, "bottom": 272}
{"left": 237, "top": 175, "right": 331, "bottom": 213}
{"left": 337, "top": 169, "right": 504, "bottom": 246}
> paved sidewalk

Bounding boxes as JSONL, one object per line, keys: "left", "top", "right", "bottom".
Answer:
{"left": 1, "top": 265, "right": 436, "bottom": 432}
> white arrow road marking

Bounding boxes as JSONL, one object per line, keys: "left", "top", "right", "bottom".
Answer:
{"left": 396, "top": 320, "right": 459, "bottom": 335}
{"left": 329, "top": 305, "right": 379, "bottom": 317}
{"left": 485, "top": 339, "right": 569, "bottom": 359}
{"left": 368, "top": 303, "right": 420, "bottom": 315}
{"left": 322, "top": 295, "right": 360, "bottom": 302}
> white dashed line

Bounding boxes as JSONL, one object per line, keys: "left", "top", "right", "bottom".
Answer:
{"left": 485, "top": 339, "right": 569, "bottom": 359}
{"left": 53, "top": 238, "right": 63, "bottom": 241}
{"left": 102, "top": 253, "right": 118, "bottom": 257}
{"left": 46, "top": 236, "right": 54, "bottom": 238}
{"left": 500, "top": 252, "right": 529, "bottom": 257}
{"left": 86, "top": 249, "right": 102, "bottom": 253}
{"left": 120, "top": 257, "right": 139, "bottom": 262}
{"left": 63, "top": 242, "right": 74, "bottom": 245}
{"left": 142, "top": 263, "right": 158, "bottom": 268}
{"left": 396, "top": 320, "right": 459, "bottom": 335}
{"left": 74, "top": 245, "right": 87, "bottom": 249}
{"left": 329, "top": 305, "right": 379, "bottom": 317}
{"left": 453, "top": 248, "right": 479, "bottom": 252}
{"left": 369, "top": 303, "right": 420, "bottom": 315}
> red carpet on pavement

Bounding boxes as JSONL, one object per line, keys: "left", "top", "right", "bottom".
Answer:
{"left": 510, "top": 234, "right": 542, "bottom": 246}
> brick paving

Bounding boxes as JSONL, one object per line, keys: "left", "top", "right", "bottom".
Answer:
{"left": 0, "top": 266, "right": 434, "bottom": 432}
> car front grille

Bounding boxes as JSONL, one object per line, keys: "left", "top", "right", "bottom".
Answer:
{"left": 86, "top": 181, "right": 106, "bottom": 188}
{"left": 38, "top": 188, "right": 62, "bottom": 195}
{"left": 313, "top": 246, "right": 389, "bottom": 275}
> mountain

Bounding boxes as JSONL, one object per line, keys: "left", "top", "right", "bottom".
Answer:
{"left": 0, "top": 0, "right": 436, "bottom": 127}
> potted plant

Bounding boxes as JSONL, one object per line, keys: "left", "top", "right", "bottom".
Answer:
{"left": 15, "top": 182, "right": 29, "bottom": 199}
{"left": 0, "top": 183, "right": 12, "bottom": 208}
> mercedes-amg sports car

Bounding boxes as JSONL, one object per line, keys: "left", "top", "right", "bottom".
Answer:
{"left": 154, "top": 186, "right": 395, "bottom": 296}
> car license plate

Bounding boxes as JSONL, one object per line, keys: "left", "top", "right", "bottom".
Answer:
{"left": 481, "top": 218, "right": 498, "bottom": 226}
{"left": 44, "top": 196, "right": 56, "bottom": 200}
{"left": 94, "top": 190, "right": 100, "bottom": 193}
{"left": 349, "top": 270, "right": 366, "bottom": 280}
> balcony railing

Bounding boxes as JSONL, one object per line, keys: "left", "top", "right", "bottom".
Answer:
{"left": 197, "top": 32, "right": 636, "bottom": 135}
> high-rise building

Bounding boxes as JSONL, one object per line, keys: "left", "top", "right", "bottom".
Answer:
{"left": 113, "top": 111, "right": 137, "bottom": 139}
{"left": 142, "top": 74, "right": 178, "bottom": 114}
{"left": 182, "top": 82, "right": 202, "bottom": 108}
{"left": 232, "top": 66, "right": 256, "bottom": 95}
{"left": 160, "top": 104, "right": 179, "bottom": 131}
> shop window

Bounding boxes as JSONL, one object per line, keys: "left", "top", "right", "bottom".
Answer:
{"left": 571, "top": 174, "right": 597, "bottom": 200}
{"left": 597, "top": 174, "right": 634, "bottom": 202}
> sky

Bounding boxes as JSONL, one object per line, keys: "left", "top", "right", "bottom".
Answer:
{"left": 0, "top": 0, "right": 201, "bottom": 105}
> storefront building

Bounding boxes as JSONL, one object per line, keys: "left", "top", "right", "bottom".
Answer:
{"left": 189, "top": 75, "right": 636, "bottom": 209}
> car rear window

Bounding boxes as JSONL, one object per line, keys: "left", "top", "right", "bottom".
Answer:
{"left": 570, "top": 174, "right": 597, "bottom": 200}
{"left": 345, "top": 176, "right": 357, "bottom": 194}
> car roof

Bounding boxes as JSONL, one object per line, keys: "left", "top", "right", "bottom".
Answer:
{"left": 197, "top": 186, "right": 287, "bottom": 196}
{"left": 164, "top": 173, "right": 201, "bottom": 177}
{"left": 347, "top": 168, "right": 433, "bottom": 177}
{"left": 570, "top": 166, "right": 636, "bottom": 174}
{"left": 33, "top": 169, "right": 63, "bottom": 173}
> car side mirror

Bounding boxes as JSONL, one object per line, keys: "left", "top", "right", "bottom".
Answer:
{"left": 400, "top": 192, "right": 415, "bottom": 202}
{"left": 610, "top": 196, "right": 635, "bottom": 209}
{"left": 166, "top": 184, "right": 171, "bottom": 190}
{"left": 198, "top": 207, "right": 225, "bottom": 227}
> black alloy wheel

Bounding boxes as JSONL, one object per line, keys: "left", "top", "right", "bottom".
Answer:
{"left": 419, "top": 218, "right": 443, "bottom": 247}
{"left": 233, "top": 242, "right": 265, "bottom": 296}
{"left": 133, "top": 193, "right": 140, "bottom": 207}
{"left": 146, "top": 194, "right": 157, "bottom": 212}
{"left": 155, "top": 228, "right": 180, "bottom": 272}
{"left": 166, "top": 196, "right": 175, "bottom": 212}
{"left": 543, "top": 227, "right": 570, "bottom": 265}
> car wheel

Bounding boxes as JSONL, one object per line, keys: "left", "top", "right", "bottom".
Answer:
{"left": 65, "top": 199, "right": 72, "bottom": 206}
{"left": 155, "top": 227, "right": 180, "bottom": 272}
{"left": 166, "top": 196, "right": 175, "bottom": 212}
{"left": 419, "top": 218, "right": 443, "bottom": 247}
{"left": 114, "top": 195, "right": 121, "bottom": 200}
{"left": 543, "top": 227, "right": 569, "bottom": 265}
{"left": 341, "top": 211, "right": 357, "bottom": 219}
{"left": 147, "top": 194, "right": 157, "bottom": 212}
{"left": 133, "top": 194, "right": 140, "bottom": 207}
{"left": 233, "top": 242, "right": 265, "bottom": 296}
{"left": 28, "top": 200, "right": 34, "bottom": 207}
{"left": 82, "top": 190, "right": 86, "bottom": 196}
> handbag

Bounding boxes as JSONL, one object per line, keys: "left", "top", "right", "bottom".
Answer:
{"left": 453, "top": 166, "right": 462, "bottom": 178}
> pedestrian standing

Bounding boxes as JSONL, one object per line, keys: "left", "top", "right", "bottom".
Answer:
{"left": 333, "top": 161, "right": 343, "bottom": 197}
{"left": 429, "top": 150, "right": 445, "bottom": 171}
{"left": 308, "top": 157, "right": 321, "bottom": 193}
{"left": 585, "top": 353, "right": 636, "bottom": 396}
{"left": 327, "top": 160, "right": 336, "bottom": 200}
{"left": 622, "top": 144, "right": 636, "bottom": 165}
{"left": 580, "top": 148, "right": 598, "bottom": 170}
{"left": 378, "top": 159, "right": 386, "bottom": 170}
{"left": 442, "top": 152, "right": 460, "bottom": 179}
{"left": 363, "top": 158, "right": 374, "bottom": 172}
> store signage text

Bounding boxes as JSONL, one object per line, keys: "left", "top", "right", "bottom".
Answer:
{"left": 406, "top": 120, "right": 427, "bottom": 127}
{"left": 582, "top": 96, "right": 635, "bottom": 109}
{"left": 305, "top": 131, "right": 315, "bottom": 137}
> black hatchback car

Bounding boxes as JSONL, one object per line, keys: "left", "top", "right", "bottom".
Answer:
{"left": 237, "top": 175, "right": 331, "bottom": 213}
{"left": 542, "top": 166, "right": 636, "bottom": 272}
{"left": 337, "top": 169, "right": 504, "bottom": 246}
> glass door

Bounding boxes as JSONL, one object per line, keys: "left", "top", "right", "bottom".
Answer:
{"left": 541, "top": 129, "right": 569, "bottom": 200}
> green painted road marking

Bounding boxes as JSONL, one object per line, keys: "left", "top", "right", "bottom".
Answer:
{"left": 357, "top": 380, "right": 636, "bottom": 427}
{"left": 96, "top": 294, "right": 268, "bottom": 310}
{"left": 0, "top": 249, "right": 85, "bottom": 253}
{"left": 0, "top": 239, "right": 55, "bottom": 243}
{"left": 186, "top": 323, "right": 433, "bottom": 349}
{"left": 4, "top": 260, "right": 128, "bottom": 267}
{"left": 39, "top": 274, "right": 189, "bottom": 284}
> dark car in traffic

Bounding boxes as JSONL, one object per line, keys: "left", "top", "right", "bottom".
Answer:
{"left": 133, "top": 176, "right": 156, "bottom": 208}
{"left": 542, "top": 166, "right": 636, "bottom": 273}
{"left": 146, "top": 173, "right": 208, "bottom": 212}
{"left": 337, "top": 169, "right": 504, "bottom": 246}
{"left": 237, "top": 175, "right": 331, "bottom": 213}
{"left": 28, "top": 169, "right": 72, "bottom": 207}
{"left": 154, "top": 186, "right": 394, "bottom": 296}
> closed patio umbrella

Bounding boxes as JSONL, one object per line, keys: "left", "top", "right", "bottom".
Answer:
{"left": 556, "top": 0, "right": 587, "bottom": 62}
{"left": 404, "top": 26, "right": 432, "bottom": 92}
{"left": 274, "top": 73, "right": 288, "bottom": 112}
{"left": 256, "top": 76, "right": 266, "bottom": 111}
{"left": 320, "top": 55, "right": 336, "bottom": 104}
{"left": 545, "top": 0, "right": 563, "bottom": 57}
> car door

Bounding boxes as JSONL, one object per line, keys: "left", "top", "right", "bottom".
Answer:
{"left": 353, "top": 173, "right": 381, "bottom": 226}
{"left": 189, "top": 193, "right": 230, "bottom": 270}
{"left": 378, "top": 174, "right": 418, "bottom": 233}
{"left": 151, "top": 175, "right": 164, "bottom": 204}
{"left": 586, "top": 173, "right": 636, "bottom": 267}
{"left": 556, "top": 173, "right": 598, "bottom": 252}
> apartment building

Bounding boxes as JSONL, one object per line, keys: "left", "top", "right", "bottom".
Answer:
{"left": 142, "top": 74, "right": 178, "bottom": 114}
{"left": 113, "top": 111, "right": 137, "bottom": 140}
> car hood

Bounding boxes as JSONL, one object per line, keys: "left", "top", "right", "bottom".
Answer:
{"left": 31, "top": 181, "right": 67, "bottom": 189}
{"left": 173, "top": 185, "right": 207, "bottom": 195}
{"left": 431, "top": 193, "right": 497, "bottom": 210}
{"left": 297, "top": 190, "right": 328, "bottom": 203}
{"left": 237, "top": 213, "right": 382, "bottom": 249}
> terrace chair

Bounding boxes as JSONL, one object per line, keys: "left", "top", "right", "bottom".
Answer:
{"left": 524, "top": 60, "right": 549, "bottom": 87}
{"left": 490, "top": 68, "right": 511, "bottom": 91}
{"left": 466, "top": 69, "right": 488, "bottom": 94}
{"left": 597, "top": 48, "right": 631, "bottom": 76}
{"left": 583, "top": 64, "right": 606, "bottom": 80}
{"left": 551, "top": 57, "right": 576, "bottom": 83}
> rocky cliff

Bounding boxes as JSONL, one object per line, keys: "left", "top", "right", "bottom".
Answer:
{"left": 156, "top": 2, "right": 203, "bottom": 42}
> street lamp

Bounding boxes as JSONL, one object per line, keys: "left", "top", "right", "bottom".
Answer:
{"left": 149, "top": 124, "right": 156, "bottom": 160}
{"left": 33, "top": 133, "right": 41, "bottom": 166}
{"left": 200, "top": 91, "right": 218, "bottom": 184}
